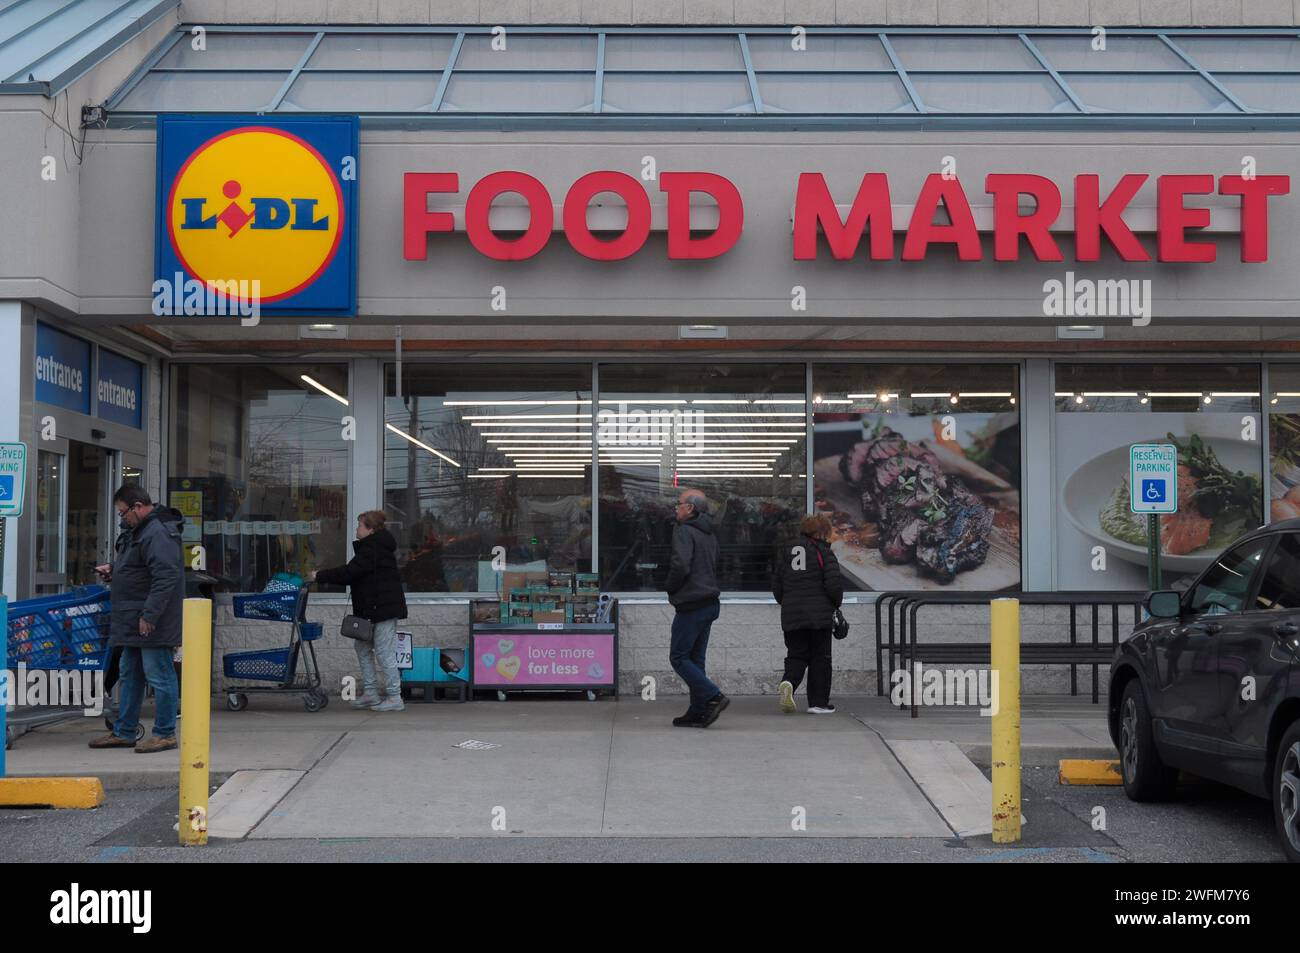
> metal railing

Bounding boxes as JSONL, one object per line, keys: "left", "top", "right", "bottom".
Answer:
{"left": 875, "top": 590, "right": 1146, "bottom": 717}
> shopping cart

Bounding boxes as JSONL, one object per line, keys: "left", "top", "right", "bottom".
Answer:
{"left": 223, "top": 582, "right": 327, "bottom": 712}
{"left": 5, "top": 586, "right": 123, "bottom": 748}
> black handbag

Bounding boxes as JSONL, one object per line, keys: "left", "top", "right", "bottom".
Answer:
{"left": 832, "top": 608, "right": 850, "bottom": 641}
{"left": 814, "top": 544, "right": 851, "bottom": 641}
{"left": 340, "top": 615, "right": 374, "bottom": 642}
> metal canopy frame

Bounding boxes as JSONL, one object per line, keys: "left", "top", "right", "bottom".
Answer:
{"left": 100, "top": 25, "right": 1300, "bottom": 126}
{"left": 0, "top": 0, "right": 179, "bottom": 96}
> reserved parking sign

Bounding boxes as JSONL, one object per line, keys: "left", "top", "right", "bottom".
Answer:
{"left": 1130, "top": 443, "right": 1178, "bottom": 514}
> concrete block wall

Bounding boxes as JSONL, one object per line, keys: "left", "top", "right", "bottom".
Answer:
{"left": 181, "top": 0, "right": 1300, "bottom": 24}
{"left": 210, "top": 598, "right": 1113, "bottom": 703}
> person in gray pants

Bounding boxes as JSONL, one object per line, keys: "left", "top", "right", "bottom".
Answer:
{"left": 311, "top": 510, "right": 409, "bottom": 711}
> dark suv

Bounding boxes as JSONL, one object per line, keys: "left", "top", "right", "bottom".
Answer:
{"left": 1108, "top": 519, "right": 1300, "bottom": 863}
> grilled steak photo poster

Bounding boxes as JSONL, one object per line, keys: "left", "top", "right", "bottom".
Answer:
{"left": 813, "top": 408, "right": 1021, "bottom": 591}
{"left": 1055, "top": 412, "right": 1265, "bottom": 590}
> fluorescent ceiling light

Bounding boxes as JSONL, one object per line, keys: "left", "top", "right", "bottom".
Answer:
{"left": 598, "top": 399, "right": 688, "bottom": 405}
{"left": 301, "top": 374, "right": 349, "bottom": 407}
{"left": 910, "top": 393, "right": 951, "bottom": 399}
{"left": 958, "top": 392, "right": 1012, "bottom": 398}
{"left": 463, "top": 414, "right": 587, "bottom": 420}
{"left": 443, "top": 400, "right": 591, "bottom": 406}
{"left": 385, "top": 423, "right": 460, "bottom": 467}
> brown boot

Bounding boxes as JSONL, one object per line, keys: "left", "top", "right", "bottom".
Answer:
{"left": 134, "top": 735, "right": 178, "bottom": 754}
{"left": 88, "top": 732, "right": 136, "bottom": 749}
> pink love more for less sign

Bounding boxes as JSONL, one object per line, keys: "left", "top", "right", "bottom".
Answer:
{"left": 472, "top": 633, "right": 615, "bottom": 687}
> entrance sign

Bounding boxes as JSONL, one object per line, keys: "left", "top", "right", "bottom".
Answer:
{"left": 1130, "top": 443, "right": 1178, "bottom": 515}
{"left": 0, "top": 443, "right": 27, "bottom": 517}
{"left": 96, "top": 348, "right": 144, "bottom": 430}
{"left": 34, "top": 323, "right": 91, "bottom": 414}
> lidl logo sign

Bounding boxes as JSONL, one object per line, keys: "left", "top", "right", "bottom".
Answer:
{"left": 155, "top": 115, "right": 358, "bottom": 316}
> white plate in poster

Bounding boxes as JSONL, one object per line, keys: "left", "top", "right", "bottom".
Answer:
{"left": 1061, "top": 436, "right": 1261, "bottom": 574}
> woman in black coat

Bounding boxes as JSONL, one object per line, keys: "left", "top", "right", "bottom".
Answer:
{"left": 310, "top": 510, "right": 408, "bottom": 712}
{"left": 772, "top": 513, "right": 844, "bottom": 714}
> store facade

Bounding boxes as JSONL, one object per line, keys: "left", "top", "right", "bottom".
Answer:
{"left": 5, "top": 7, "right": 1300, "bottom": 694}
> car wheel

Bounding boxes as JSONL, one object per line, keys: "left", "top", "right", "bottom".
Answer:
{"left": 1272, "top": 721, "right": 1300, "bottom": 863}
{"left": 1119, "top": 680, "right": 1179, "bottom": 801}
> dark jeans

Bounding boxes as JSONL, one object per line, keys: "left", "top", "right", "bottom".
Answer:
{"left": 113, "top": 646, "right": 179, "bottom": 740}
{"left": 670, "top": 602, "right": 722, "bottom": 715}
{"left": 783, "top": 628, "right": 832, "bottom": 709}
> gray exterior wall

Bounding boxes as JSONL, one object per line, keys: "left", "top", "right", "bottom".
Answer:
{"left": 181, "top": 0, "right": 1300, "bottom": 28}
{"left": 214, "top": 596, "right": 1105, "bottom": 701}
{"left": 52, "top": 127, "right": 1300, "bottom": 326}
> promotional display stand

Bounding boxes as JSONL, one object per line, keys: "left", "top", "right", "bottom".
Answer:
{"left": 469, "top": 598, "right": 619, "bottom": 701}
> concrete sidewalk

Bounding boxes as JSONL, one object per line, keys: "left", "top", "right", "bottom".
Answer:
{"left": 3, "top": 694, "right": 1115, "bottom": 839}
{"left": 2, "top": 696, "right": 1118, "bottom": 837}
{"left": 4, "top": 694, "right": 1114, "bottom": 784}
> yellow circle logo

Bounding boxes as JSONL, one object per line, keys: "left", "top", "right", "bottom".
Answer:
{"left": 167, "top": 127, "right": 344, "bottom": 302}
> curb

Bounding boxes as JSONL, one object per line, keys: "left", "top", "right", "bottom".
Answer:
{"left": 1058, "top": 759, "right": 1124, "bottom": 785}
{"left": 959, "top": 745, "right": 1116, "bottom": 767}
{"left": 3, "top": 771, "right": 231, "bottom": 792}
{"left": 0, "top": 776, "right": 105, "bottom": 808}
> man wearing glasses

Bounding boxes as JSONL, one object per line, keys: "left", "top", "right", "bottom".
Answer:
{"left": 88, "top": 485, "right": 185, "bottom": 753}
{"left": 665, "top": 489, "right": 727, "bottom": 728}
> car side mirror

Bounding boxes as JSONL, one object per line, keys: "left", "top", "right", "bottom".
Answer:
{"left": 1146, "top": 590, "right": 1183, "bottom": 619}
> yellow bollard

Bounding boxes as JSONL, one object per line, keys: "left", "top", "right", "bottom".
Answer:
{"left": 180, "top": 598, "right": 212, "bottom": 846}
{"left": 990, "top": 597, "right": 1021, "bottom": 844}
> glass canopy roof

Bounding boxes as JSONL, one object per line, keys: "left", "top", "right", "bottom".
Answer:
{"left": 103, "top": 26, "right": 1300, "bottom": 121}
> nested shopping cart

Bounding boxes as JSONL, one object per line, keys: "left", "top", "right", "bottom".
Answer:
{"left": 223, "top": 579, "right": 327, "bottom": 712}
{"left": 5, "top": 586, "right": 127, "bottom": 747}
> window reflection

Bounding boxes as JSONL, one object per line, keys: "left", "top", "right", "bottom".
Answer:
{"left": 383, "top": 364, "right": 592, "bottom": 593}
{"left": 598, "top": 363, "right": 806, "bottom": 592}
{"left": 168, "top": 364, "right": 351, "bottom": 592}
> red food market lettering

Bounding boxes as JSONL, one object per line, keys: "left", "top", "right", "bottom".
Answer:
{"left": 404, "top": 170, "right": 1289, "bottom": 264}
{"left": 403, "top": 170, "right": 743, "bottom": 262}
{"left": 793, "top": 171, "right": 1289, "bottom": 263}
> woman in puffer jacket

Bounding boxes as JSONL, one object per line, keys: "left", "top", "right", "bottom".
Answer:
{"left": 310, "top": 509, "right": 409, "bottom": 712}
{"left": 772, "top": 513, "right": 844, "bottom": 715}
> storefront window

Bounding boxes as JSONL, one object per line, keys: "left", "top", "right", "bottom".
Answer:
{"left": 1054, "top": 363, "right": 1263, "bottom": 591}
{"left": 1266, "top": 365, "right": 1300, "bottom": 522}
{"left": 598, "top": 363, "right": 806, "bottom": 592}
{"left": 168, "top": 364, "right": 350, "bottom": 592}
{"left": 383, "top": 364, "right": 592, "bottom": 593}
{"left": 812, "top": 364, "right": 1021, "bottom": 591}
{"left": 34, "top": 450, "right": 63, "bottom": 577}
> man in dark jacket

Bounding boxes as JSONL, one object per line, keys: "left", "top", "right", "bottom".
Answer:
{"left": 772, "top": 514, "right": 845, "bottom": 714}
{"left": 88, "top": 485, "right": 185, "bottom": 753}
{"left": 665, "top": 489, "right": 728, "bottom": 728}
{"left": 311, "top": 509, "right": 408, "bottom": 711}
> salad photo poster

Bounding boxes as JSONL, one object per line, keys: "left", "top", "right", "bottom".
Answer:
{"left": 1055, "top": 412, "right": 1264, "bottom": 590}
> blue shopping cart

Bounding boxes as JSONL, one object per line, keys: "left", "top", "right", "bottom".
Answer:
{"left": 223, "top": 579, "right": 327, "bottom": 712}
{"left": 5, "top": 586, "right": 124, "bottom": 747}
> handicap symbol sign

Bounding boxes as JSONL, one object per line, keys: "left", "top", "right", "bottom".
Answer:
{"left": 1142, "top": 479, "right": 1166, "bottom": 504}
{"left": 1130, "top": 443, "right": 1177, "bottom": 514}
{"left": 0, "top": 476, "right": 10, "bottom": 501}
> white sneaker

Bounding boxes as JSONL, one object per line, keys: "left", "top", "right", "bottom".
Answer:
{"left": 808, "top": 704, "right": 837, "bottom": 715}
{"left": 350, "top": 692, "right": 380, "bottom": 709}
{"left": 371, "top": 696, "right": 405, "bottom": 712}
{"left": 778, "top": 680, "right": 796, "bottom": 714}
